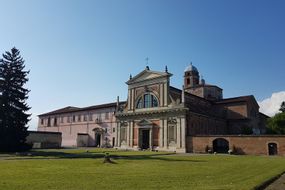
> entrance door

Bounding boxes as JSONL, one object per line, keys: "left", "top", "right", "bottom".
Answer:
{"left": 213, "top": 138, "right": 229, "bottom": 153}
{"left": 112, "top": 137, "right": 115, "bottom": 147}
{"left": 141, "top": 130, "right": 150, "bottom": 149}
{"left": 268, "top": 143, "right": 278, "bottom": 155}
{"left": 95, "top": 134, "right": 101, "bottom": 147}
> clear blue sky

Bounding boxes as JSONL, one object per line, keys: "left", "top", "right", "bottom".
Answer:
{"left": 0, "top": 0, "right": 284, "bottom": 129}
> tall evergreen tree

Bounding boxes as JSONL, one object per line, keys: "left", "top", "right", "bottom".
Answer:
{"left": 0, "top": 47, "right": 31, "bottom": 152}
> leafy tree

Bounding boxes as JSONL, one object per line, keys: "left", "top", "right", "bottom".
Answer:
{"left": 0, "top": 47, "right": 31, "bottom": 152}
{"left": 280, "top": 101, "right": 285, "bottom": 113}
{"left": 266, "top": 112, "right": 285, "bottom": 134}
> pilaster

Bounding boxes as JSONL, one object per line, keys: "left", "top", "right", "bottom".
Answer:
{"left": 181, "top": 117, "right": 186, "bottom": 149}
{"left": 117, "top": 122, "right": 121, "bottom": 147}
{"left": 163, "top": 119, "right": 168, "bottom": 148}
{"left": 149, "top": 129, "right": 153, "bottom": 150}
{"left": 164, "top": 83, "right": 168, "bottom": 106}
{"left": 127, "top": 122, "right": 130, "bottom": 146}
{"left": 130, "top": 121, "right": 133, "bottom": 147}
{"left": 128, "top": 89, "right": 131, "bottom": 110}
{"left": 177, "top": 118, "right": 181, "bottom": 148}
{"left": 159, "top": 119, "right": 164, "bottom": 147}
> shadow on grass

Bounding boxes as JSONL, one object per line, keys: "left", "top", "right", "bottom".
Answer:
{"left": 111, "top": 155, "right": 207, "bottom": 162}
{"left": 5, "top": 150, "right": 207, "bottom": 163}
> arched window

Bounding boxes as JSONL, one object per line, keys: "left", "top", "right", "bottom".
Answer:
{"left": 136, "top": 93, "right": 158, "bottom": 109}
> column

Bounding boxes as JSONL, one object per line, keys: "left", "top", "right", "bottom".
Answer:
{"left": 160, "top": 84, "right": 163, "bottom": 106}
{"left": 128, "top": 89, "right": 131, "bottom": 110}
{"left": 159, "top": 119, "right": 164, "bottom": 148}
{"left": 131, "top": 89, "right": 135, "bottom": 110}
{"left": 163, "top": 119, "right": 168, "bottom": 148}
{"left": 176, "top": 118, "right": 181, "bottom": 148}
{"left": 149, "top": 128, "right": 153, "bottom": 150}
{"left": 164, "top": 83, "right": 168, "bottom": 106}
{"left": 127, "top": 122, "right": 130, "bottom": 146}
{"left": 181, "top": 85, "right": 185, "bottom": 104}
{"left": 117, "top": 122, "right": 121, "bottom": 147}
{"left": 130, "top": 121, "right": 133, "bottom": 147}
{"left": 181, "top": 117, "right": 186, "bottom": 149}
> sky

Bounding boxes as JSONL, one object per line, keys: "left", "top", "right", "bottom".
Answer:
{"left": 0, "top": 0, "right": 284, "bottom": 129}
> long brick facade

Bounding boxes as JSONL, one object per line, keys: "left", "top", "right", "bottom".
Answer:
{"left": 188, "top": 135, "right": 285, "bottom": 156}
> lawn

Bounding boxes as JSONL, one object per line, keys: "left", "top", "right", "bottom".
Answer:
{"left": 0, "top": 148, "right": 284, "bottom": 190}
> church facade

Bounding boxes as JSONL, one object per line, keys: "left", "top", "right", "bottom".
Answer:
{"left": 114, "top": 65, "right": 267, "bottom": 153}
{"left": 38, "top": 64, "right": 285, "bottom": 155}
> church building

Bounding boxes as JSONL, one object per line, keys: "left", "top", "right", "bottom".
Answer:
{"left": 38, "top": 63, "right": 283, "bottom": 155}
{"left": 115, "top": 64, "right": 266, "bottom": 153}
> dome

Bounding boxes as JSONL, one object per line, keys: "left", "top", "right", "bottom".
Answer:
{"left": 184, "top": 63, "right": 198, "bottom": 72}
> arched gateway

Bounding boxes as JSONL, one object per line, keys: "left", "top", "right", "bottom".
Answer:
{"left": 213, "top": 138, "right": 229, "bottom": 153}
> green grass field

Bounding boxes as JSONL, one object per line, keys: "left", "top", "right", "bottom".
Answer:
{"left": 0, "top": 148, "right": 284, "bottom": 190}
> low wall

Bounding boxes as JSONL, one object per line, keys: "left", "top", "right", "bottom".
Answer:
{"left": 26, "top": 131, "right": 62, "bottom": 148}
{"left": 187, "top": 135, "right": 285, "bottom": 156}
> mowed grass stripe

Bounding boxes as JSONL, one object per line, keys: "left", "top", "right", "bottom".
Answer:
{"left": 0, "top": 149, "right": 284, "bottom": 190}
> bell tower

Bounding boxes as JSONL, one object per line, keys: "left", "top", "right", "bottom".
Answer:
{"left": 184, "top": 63, "right": 200, "bottom": 89}
{"left": 183, "top": 63, "right": 223, "bottom": 100}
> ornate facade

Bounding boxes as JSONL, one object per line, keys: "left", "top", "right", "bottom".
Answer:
{"left": 114, "top": 65, "right": 266, "bottom": 153}
{"left": 38, "top": 64, "right": 268, "bottom": 153}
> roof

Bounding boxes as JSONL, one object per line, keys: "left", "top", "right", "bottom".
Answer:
{"left": 184, "top": 63, "right": 198, "bottom": 72}
{"left": 215, "top": 95, "right": 259, "bottom": 108}
{"left": 185, "top": 84, "right": 223, "bottom": 90}
{"left": 126, "top": 68, "right": 172, "bottom": 85}
{"left": 215, "top": 95, "right": 254, "bottom": 103}
{"left": 259, "top": 112, "right": 270, "bottom": 118}
{"left": 170, "top": 86, "right": 213, "bottom": 103}
{"left": 38, "top": 106, "right": 81, "bottom": 116}
{"left": 203, "top": 84, "right": 223, "bottom": 90}
{"left": 38, "top": 101, "right": 126, "bottom": 117}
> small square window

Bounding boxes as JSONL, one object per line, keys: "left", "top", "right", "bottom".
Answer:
{"left": 89, "top": 114, "right": 93, "bottom": 121}
{"left": 54, "top": 117, "right": 58, "bottom": 126}
{"left": 105, "top": 112, "right": 109, "bottom": 120}
{"left": 83, "top": 114, "right": 87, "bottom": 121}
{"left": 67, "top": 116, "right": 70, "bottom": 123}
{"left": 47, "top": 117, "right": 51, "bottom": 127}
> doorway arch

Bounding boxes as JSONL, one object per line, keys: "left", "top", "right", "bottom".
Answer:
{"left": 213, "top": 138, "right": 229, "bottom": 153}
{"left": 268, "top": 143, "right": 278, "bottom": 155}
{"left": 95, "top": 133, "right": 101, "bottom": 147}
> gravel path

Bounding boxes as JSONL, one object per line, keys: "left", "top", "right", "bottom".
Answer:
{"left": 264, "top": 174, "right": 285, "bottom": 190}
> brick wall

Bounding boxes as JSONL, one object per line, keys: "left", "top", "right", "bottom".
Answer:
{"left": 26, "top": 131, "right": 62, "bottom": 148}
{"left": 187, "top": 135, "right": 285, "bottom": 156}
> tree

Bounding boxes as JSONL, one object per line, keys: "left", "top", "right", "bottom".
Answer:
{"left": 0, "top": 47, "right": 31, "bottom": 152}
{"left": 266, "top": 112, "right": 285, "bottom": 134}
{"left": 280, "top": 101, "right": 285, "bottom": 113}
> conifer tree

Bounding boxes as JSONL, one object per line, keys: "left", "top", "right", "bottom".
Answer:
{"left": 0, "top": 47, "right": 31, "bottom": 152}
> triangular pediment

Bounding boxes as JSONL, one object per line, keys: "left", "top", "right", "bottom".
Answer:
{"left": 127, "top": 69, "right": 172, "bottom": 85}
{"left": 137, "top": 119, "right": 153, "bottom": 126}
